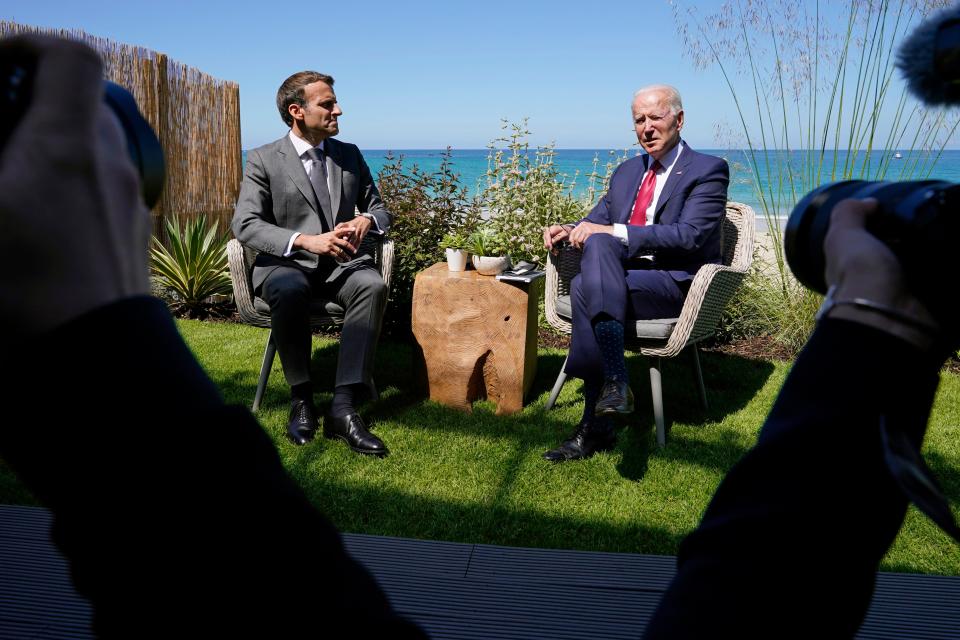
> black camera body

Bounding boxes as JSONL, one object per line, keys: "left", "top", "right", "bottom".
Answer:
{"left": 0, "top": 53, "right": 165, "bottom": 208}
{"left": 785, "top": 179, "right": 960, "bottom": 321}
{"left": 784, "top": 4, "right": 960, "bottom": 325}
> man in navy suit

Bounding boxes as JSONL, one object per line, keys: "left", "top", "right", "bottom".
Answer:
{"left": 542, "top": 85, "right": 729, "bottom": 462}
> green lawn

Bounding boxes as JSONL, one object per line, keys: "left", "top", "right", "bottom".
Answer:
{"left": 3, "top": 319, "right": 959, "bottom": 575}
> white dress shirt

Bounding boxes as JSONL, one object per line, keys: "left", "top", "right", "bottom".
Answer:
{"left": 283, "top": 131, "right": 381, "bottom": 257}
{"left": 612, "top": 140, "right": 684, "bottom": 244}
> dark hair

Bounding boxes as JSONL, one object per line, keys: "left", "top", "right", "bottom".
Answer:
{"left": 276, "top": 71, "right": 335, "bottom": 127}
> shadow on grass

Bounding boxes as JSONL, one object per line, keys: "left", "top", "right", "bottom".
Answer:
{"left": 293, "top": 474, "right": 688, "bottom": 555}
{"left": 271, "top": 370, "right": 769, "bottom": 556}
{"left": 538, "top": 347, "right": 777, "bottom": 482}
{"left": 221, "top": 341, "right": 422, "bottom": 413}
{"left": 0, "top": 464, "right": 37, "bottom": 506}
{"left": 925, "top": 451, "right": 960, "bottom": 496}
{"left": 178, "top": 333, "right": 778, "bottom": 555}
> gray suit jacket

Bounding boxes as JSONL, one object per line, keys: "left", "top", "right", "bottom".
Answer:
{"left": 231, "top": 135, "right": 392, "bottom": 290}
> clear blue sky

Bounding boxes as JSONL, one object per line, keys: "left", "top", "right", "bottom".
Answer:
{"left": 1, "top": 0, "right": 944, "bottom": 150}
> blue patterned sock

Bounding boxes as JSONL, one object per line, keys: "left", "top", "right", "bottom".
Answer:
{"left": 593, "top": 317, "right": 628, "bottom": 382}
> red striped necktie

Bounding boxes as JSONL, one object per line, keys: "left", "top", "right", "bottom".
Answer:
{"left": 628, "top": 159, "right": 662, "bottom": 226}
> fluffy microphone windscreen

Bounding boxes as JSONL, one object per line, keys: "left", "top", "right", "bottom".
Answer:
{"left": 898, "top": 4, "right": 960, "bottom": 106}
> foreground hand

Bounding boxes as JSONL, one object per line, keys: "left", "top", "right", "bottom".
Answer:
{"left": 568, "top": 221, "right": 613, "bottom": 250}
{"left": 294, "top": 227, "right": 357, "bottom": 261}
{"left": 823, "top": 198, "right": 938, "bottom": 350}
{"left": 0, "top": 35, "right": 151, "bottom": 340}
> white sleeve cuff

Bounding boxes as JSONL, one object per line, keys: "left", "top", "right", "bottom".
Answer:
{"left": 283, "top": 232, "right": 301, "bottom": 257}
{"left": 612, "top": 223, "right": 629, "bottom": 245}
{"left": 359, "top": 213, "right": 383, "bottom": 235}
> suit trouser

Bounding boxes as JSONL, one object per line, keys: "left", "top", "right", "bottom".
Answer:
{"left": 564, "top": 234, "right": 687, "bottom": 381}
{"left": 257, "top": 262, "right": 387, "bottom": 393}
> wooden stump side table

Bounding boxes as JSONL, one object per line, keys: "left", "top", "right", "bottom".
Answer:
{"left": 411, "top": 263, "right": 542, "bottom": 415}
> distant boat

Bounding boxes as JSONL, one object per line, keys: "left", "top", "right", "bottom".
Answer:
{"left": 894, "top": 152, "right": 903, "bottom": 159}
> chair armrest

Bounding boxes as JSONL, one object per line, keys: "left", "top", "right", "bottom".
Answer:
{"left": 639, "top": 263, "right": 748, "bottom": 357}
{"left": 227, "top": 239, "right": 270, "bottom": 327}
{"left": 379, "top": 239, "right": 395, "bottom": 293}
{"left": 544, "top": 245, "right": 582, "bottom": 335}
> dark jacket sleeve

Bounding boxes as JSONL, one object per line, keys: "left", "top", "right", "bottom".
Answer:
{"left": 582, "top": 162, "right": 626, "bottom": 226}
{"left": 0, "top": 297, "right": 425, "bottom": 638}
{"left": 644, "top": 319, "right": 943, "bottom": 638}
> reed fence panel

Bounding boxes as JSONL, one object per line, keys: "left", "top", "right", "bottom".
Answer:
{"left": 0, "top": 21, "right": 241, "bottom": 244}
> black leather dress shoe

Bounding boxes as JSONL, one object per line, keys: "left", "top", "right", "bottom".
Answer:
{"left": 543, "top": 421, "right": 616, "bottom": 462}
{"left": 287, "top": 399, "right": 319, "bottom": 445}
{"left": 324, "top": 413, "right": 388, "bottom": 456}
{"left": 595, "top": 378, "right": 634, "bottom": 416}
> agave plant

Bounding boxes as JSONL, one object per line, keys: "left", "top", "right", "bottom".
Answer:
{"left": 150, "top": 215, "right": 232, "bottom": 318}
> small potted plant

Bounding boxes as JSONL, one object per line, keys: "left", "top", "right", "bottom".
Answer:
{"left": 440, "top": 230, "right": 471, "bottom": 272}
{"left": 468, "top": 228, "right": 511, "bottom": 276}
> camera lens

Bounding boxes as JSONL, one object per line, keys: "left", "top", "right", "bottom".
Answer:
{"left": 785, "top": 179, "right": 953, "bottom": 294}
{"left": 0, "top": 56, "right": 165, "bottom": 208}
{"left": 103, "top": 82, "right": 165, "bottom": 209}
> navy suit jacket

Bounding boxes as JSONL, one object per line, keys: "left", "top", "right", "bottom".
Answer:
{"left": 582, "top": 142, "right": 729, "bottom": 281}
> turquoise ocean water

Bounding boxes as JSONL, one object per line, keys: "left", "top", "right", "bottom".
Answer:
{"left": 244, "top": 148, "right": 960, "bottom": 229}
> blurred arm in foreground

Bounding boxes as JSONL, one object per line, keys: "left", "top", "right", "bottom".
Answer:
{"left": 0, "top": 35, "right": 424, "bottom": 639}
{"left": 644, "top": 198, "right": 952, "bottom": 638}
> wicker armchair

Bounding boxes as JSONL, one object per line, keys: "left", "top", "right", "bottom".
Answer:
{"left": 544, "top": 202, "right": 755, "bottom": 447}
{"left": 227, "top": 236, "right": 395, "bottom": 411}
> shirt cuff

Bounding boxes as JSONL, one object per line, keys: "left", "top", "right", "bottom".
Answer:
{"left": 612, "top": 223, "right": 629, "bottom": 245}
{"left": 358, "top": 213, "right": 383, "bottom": 235}
{"left": 284, "top": 232, "right": 301, "bottom": 257}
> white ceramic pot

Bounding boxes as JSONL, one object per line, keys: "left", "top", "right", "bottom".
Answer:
{"left": 445, "top": 248, "right": 470, "bottom": 272}
{"left": 472, "top": 254, "right": 511, "bottom": 276}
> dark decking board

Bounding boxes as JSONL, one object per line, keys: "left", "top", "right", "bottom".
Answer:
{"left": 2, "top": 505, "right": 958, "bottom": 639}
{"left": 344, "top": 533, "right": 960, "bottom": 639}
{"left": 0, "top": 506, "right": 94, "bottom": 639}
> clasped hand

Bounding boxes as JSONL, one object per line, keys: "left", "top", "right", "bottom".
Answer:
{"left": 543, "top": 222, "right": 612, "bottom": 253}
{"left": 294, "top": 216, "right": 373, "bottom": 261}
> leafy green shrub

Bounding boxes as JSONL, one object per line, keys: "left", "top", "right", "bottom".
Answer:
{"left": 375, "top": 126, "right": 629, "bottom": 339}
{"left": 377, "top": 148, "right": 480, "bottom": 335}
{"left": 150, "top": 215, "right": 232, "bottom": 319}
{"left": 482, "top": 120, "right": 589, "bottom": 266}
{"left": 718, "top": 265, "right": 821, "bottom": 355}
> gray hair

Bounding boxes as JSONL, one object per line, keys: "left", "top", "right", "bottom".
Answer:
{"left": 632, "top": 85, "right": 683, "bottom": 114}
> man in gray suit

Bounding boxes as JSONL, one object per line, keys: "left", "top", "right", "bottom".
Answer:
{"left": 232, "top": 71, "right": 391, "bottom": 455}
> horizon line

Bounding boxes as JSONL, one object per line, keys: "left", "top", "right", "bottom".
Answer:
{"left": 243, "top": 146, "right": 957, "bottom": 152}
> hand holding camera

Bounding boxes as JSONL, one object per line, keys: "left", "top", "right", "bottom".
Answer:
{"left": 0, "top": 35, "right": 159, "bottom": 341}
{"left": 819, "top": 197, "right": 942, "bottom": 352}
